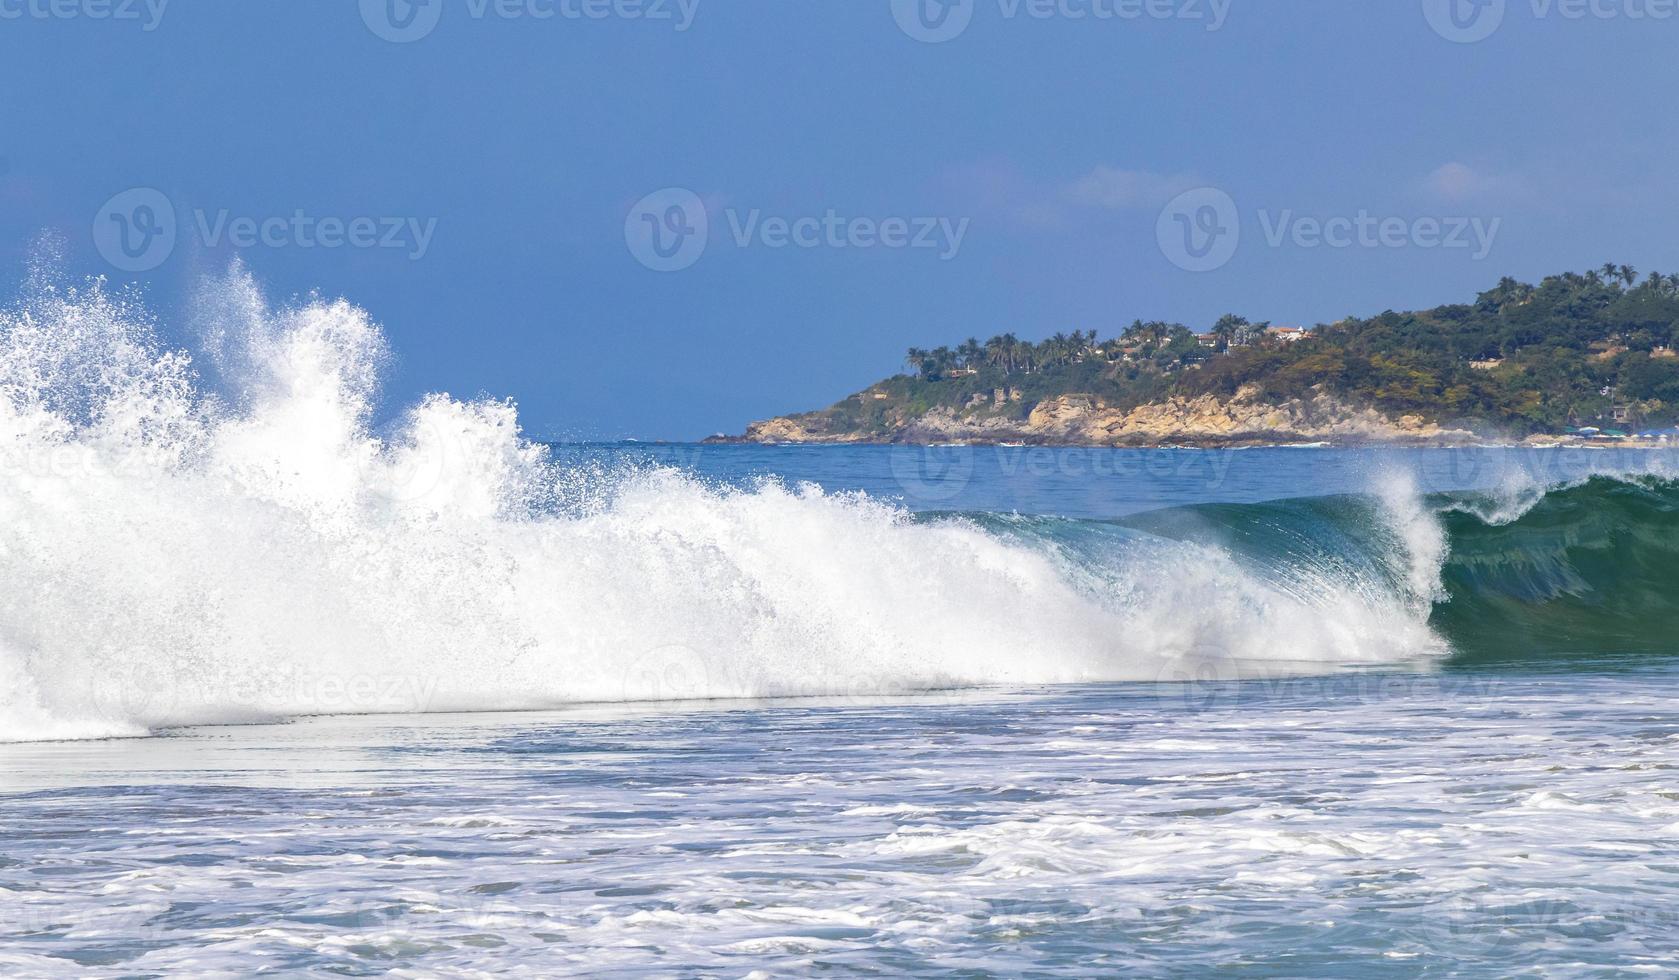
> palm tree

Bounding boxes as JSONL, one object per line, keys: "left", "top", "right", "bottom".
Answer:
{"left": 1619, "top": 265, "right": 1638, "bottom": 287}
{"left": 1123, "top": 320, "right": 1174, "bottom": 348}
{"left": 1046, "top": 332, "right": 1070, "bottom": 368}
{"left": 1001, "top": 333, "right": 1022, "bottom": 373}
{"left": 1480, "top": 276, "right": 1534, "bottom": 313}
{"left": 1017, "top": 341, "right": 1036, "bottom": 374}
{"left": 1211, "top": 314, "right": 1247, "bottom": 350}
{"left": 905, "top": 347, "right": 929, "bottom": 378}
{"left": 958, "top": 338, "right": 984, "bottom": 373}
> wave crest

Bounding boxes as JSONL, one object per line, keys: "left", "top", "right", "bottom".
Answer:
{"left": 0, "top": 266, "right": 1453, "bottom": 742}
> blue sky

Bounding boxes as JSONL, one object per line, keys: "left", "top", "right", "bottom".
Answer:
{"left": 2, "top": 0, "right": 1676, "bottom": 439}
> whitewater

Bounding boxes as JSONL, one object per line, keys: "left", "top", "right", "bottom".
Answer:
{"left": 0, "top": 266, "right": 1463, "bottom": 744}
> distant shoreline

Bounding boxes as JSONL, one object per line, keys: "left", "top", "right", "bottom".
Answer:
{"left": 710, "top": 269, "right": 1679, "bottom": 451}
{"left": 698, "top": 434, "right": 1666, "bottom": 450}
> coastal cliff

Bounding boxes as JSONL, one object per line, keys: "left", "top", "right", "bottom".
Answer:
{"left": 712, "top": 268, "right": 1679, "bottom": 447}
{"left": 727, "top": 385, "right": 1471, "bottom": 447}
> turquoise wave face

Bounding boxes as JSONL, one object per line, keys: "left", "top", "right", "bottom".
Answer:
{"left": 1430, "top": 477, "right": 1679, "bottom": 662}
{"left": 1085, "top": 476, "right": 1679, "bottom": 664}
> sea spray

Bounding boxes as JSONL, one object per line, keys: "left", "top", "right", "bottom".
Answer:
{"left": 1373, "top": 468, "right": 1450, "bottom": 610}
{"left": 0, "top": 264, "right": 1455, "bottom": 743}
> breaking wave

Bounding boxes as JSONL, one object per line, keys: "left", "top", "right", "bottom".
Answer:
{"left": 26, "top": 263, "right": 1679, "bottom": 742}
{"left": 1120, "top": 473, "right": 1679, "bottom": 666}
{"left": 1431, "top": 475, "right": 1679, "bottom": 661}
{"left": 0, "top": 265, "right": 1466, "bottom": 742}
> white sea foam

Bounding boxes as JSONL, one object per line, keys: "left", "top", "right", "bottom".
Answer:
{"left": 0, "top": 265, "right": 1448, "bottom": 743}
{"left": 5, "top": 673, "right": 1676, "bottom": 976}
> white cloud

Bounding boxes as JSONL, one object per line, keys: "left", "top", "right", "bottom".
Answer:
{"left": 940, "top": 160, "right": 1206, "bottom": 229}
{"left": 1424, "top": 161, "right": 1528, "bottom": 202}
{"left": 1062, "top": 166, "right": 1203, "bottom": 210}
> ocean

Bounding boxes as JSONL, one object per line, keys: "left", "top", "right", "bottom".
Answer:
{"left": 2, "top": 273, "right": 1678, "bottom": 975}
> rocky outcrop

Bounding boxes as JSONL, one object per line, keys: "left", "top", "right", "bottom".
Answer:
{"left": 741, "top": 416, "right": 844, "bottom": 443}
{"left": 722, "top": 385, "right": 1478, "bottom": 447}
{"left": 1025, "top": 386, "right": 1470, "bottom": 445}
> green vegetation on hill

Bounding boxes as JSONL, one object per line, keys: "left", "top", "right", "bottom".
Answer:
{"left": 818, "top": 266, "right": 1679, "bottom": 438}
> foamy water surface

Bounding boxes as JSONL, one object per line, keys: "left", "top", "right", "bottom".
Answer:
{"left": 3, "top": 674, "right": 1677, "bottom": 976}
